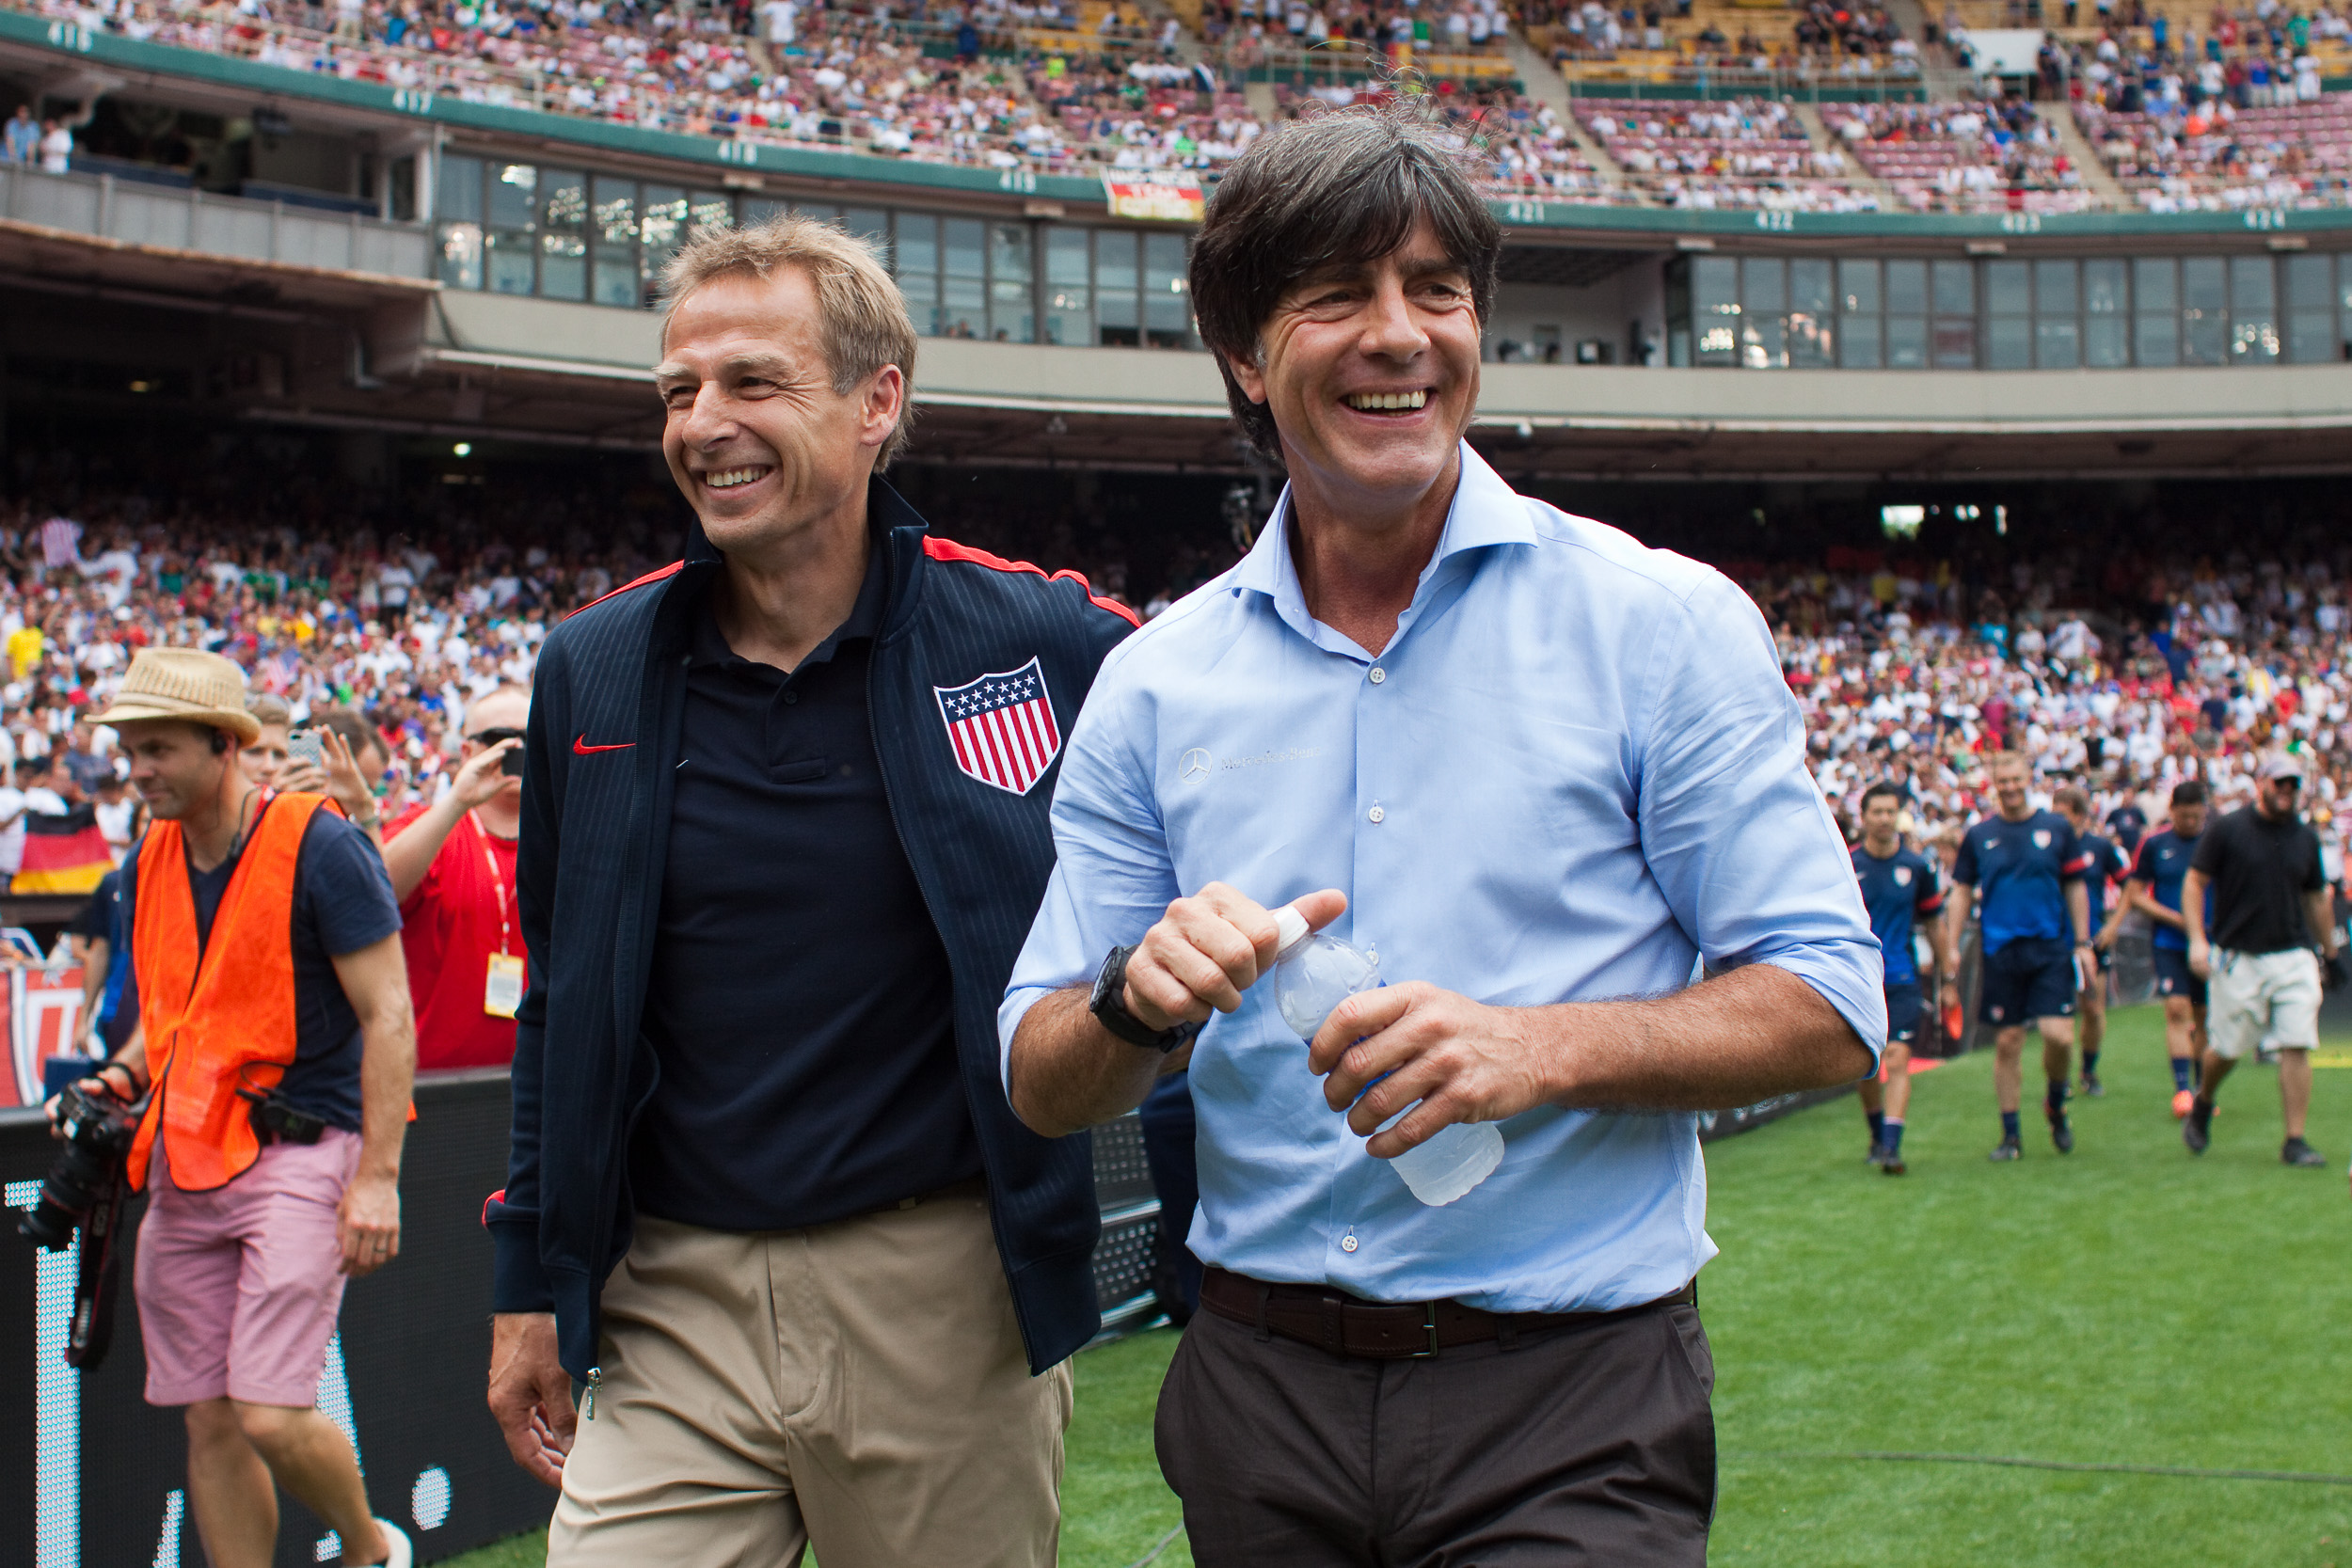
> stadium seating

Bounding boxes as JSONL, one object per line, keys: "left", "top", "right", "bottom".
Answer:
{"left": 2075, "top": 97, "right": 2352, "bottom": 210}
{"left": 20, "top": 0, "right": 2352, "bottom": 211}
{"left": 1581, "top": 97, "right": 1884, "bottom": 208}
{"left": 1819, "top": 98, "right": 2097, "bottom": 212}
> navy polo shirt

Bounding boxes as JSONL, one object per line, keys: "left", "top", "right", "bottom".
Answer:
{"left": 1851, "top": 844, "right": 1944, "bottom": 989}
{"left": 1953, "top": 809, "right": 2089, "bottom": 956}
{"left": 628, "top": 548, "right": 980, "bottom": 1233}
{"left": 2078, "top": 831, "right": 2131, "bottom": 921}
{"left": 2130, "top": 827, "right": 2205, "bottom": 951}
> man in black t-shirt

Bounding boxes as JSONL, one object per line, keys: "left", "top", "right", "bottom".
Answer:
{"left": 2182, "top": 753, "right": 2344, "bottom": 1166}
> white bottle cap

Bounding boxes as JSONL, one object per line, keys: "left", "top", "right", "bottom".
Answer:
{"left": 1271, "top": 904, "right": 1309, "bottom": 956}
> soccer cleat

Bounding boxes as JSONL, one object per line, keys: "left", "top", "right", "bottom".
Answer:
{"left": 2171, "top": 1088, "right": 2196, "bottom": 1120}
{"left": 2080, "top": 1071, "right": 2105, "bottom": 1098}
{"left": 2184, "top": 1102, "right": 2213, "bottom": 1155}
{"left": 1881, "top": 1152, "right": 1908, "bottom": 1175}
{"left": 1866, "top": 1141, "right": 1887, "bottom": 1168}
{"left": 2282, "top": 1137, "right": 2327, "bottom": 1168}
{"left": 1988, "top": 1137, "right": 2022, "bottom": 1162}
{"left": 2048, "top": 1108, "right": 2074, "bottom": 1155}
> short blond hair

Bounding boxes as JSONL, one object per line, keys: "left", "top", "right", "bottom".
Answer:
{"left": 660, "top": 215, "right": 919, "bottom": 468}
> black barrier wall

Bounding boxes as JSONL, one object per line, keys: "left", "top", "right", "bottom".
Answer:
{"left": 0, "top": 1070, "right": 550, "bottom": 1568}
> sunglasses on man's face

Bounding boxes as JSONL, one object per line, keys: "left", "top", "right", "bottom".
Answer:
{"left": 469, "top": 726, "right": 527, "bottom": 747}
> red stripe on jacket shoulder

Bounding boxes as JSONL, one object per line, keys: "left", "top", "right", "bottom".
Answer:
{"left": 922, "top": 536, "right": 1142, "bottom": 628}
{"left": 565, "top": 561, "right": 686, "bottom": 620}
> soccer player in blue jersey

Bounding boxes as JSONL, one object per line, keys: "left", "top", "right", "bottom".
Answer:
{"left": 2058, "top": 786, "right": 2133, "bottom": 1098}
{"left": 2109, "top": 780, "right": 2210, "bottom": 1118}
{"left": 1852, "top": 783, "right": 1957, "bottom": 1174}
{"left": 1947, "top": 753, "right": 2095, "bottom": 1160}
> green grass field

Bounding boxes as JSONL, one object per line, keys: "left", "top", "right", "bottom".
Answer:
{"left": 446, "top": 1004, "right": 2352, "bottom": 1567}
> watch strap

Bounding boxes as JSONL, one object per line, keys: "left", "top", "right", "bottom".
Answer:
{"left": 1091, "top": 944, "right": 1200, "bottom": 1053}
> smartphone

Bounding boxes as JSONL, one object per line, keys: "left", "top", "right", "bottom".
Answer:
{"left": 501, "top": 746, "right": 526, "bottom": 779}
{"left": 287, "top": 730, "right": 326, "bottom": 769}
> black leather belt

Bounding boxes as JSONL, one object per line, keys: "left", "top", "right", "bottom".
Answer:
{"left": 1200, "top": 1266, "right": 1696, "bottom": 1361}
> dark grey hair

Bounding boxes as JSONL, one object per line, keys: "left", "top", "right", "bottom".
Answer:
{"left": 1187, "top": 103, "right": 1502, "bottom": 460}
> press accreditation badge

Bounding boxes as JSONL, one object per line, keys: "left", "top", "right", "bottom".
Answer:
{"left": 485, "top": 953, "right": 526, "bottom": 1019}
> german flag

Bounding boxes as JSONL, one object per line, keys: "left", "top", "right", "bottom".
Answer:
{"left": 14, "top": 805, "right": 115, "bottom": 895}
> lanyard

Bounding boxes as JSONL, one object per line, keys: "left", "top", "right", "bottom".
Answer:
{"left": 469, "top": 810, "right": 513, "bottom": 957}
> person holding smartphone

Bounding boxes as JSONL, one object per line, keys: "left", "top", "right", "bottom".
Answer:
{"left": 277, "top": 708, "right": 395, "bottom": 849}
{"left": 378, "top": 689, "right": 529, "bottom": 1070}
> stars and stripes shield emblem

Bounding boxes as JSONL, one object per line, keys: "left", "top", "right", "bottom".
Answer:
{"left": 934, "top": 657, "right": 1062, "bottom": 796}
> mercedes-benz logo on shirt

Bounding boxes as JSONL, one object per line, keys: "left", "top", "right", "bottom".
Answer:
{"left": 1179, "top": 748, "right": 1212, "bottom": 781}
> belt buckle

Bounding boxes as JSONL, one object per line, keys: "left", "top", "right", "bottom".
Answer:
{"left": 1412, "top": 1301, "right": 1439, "bottom": 1358}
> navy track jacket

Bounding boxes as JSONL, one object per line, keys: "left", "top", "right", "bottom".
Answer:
{"left": 486, "top": 481, "right": 1137, "bottom": 1380}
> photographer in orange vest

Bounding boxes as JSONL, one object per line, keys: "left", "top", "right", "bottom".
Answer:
{"left": 62, "top": 648, "right": 420, "bottom": 1568}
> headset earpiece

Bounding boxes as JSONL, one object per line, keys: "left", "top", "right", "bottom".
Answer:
{"left": 212, "top": 728, "right": 231, "bottom": 755}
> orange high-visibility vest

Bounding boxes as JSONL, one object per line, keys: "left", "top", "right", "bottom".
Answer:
{"left": 127, "top": 793, "right": 326, "bottom": 1193}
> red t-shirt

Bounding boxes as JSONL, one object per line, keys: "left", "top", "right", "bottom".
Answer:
{"left": 390, "top": 804, "right": 522, "bottom": 1071}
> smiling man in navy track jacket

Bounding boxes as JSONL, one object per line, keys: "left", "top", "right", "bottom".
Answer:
{"left": 480, "top": 215, "right": 1136, "bottom": 1566}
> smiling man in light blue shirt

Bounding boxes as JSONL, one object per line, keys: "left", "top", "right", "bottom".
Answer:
{"left": 1002, "top": 106, "right": 1883, "bottom": 1567}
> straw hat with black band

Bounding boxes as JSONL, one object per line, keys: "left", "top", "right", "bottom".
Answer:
{"left": 89, "top": 648, "right": 263, "bottom": 745}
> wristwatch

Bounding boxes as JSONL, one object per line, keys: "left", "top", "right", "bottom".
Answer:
{"left": 1089, "top": 944, "right": 1200, "bottom": 1053}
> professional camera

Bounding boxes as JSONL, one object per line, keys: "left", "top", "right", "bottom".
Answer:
{"left": 19, "top": 1081, "right": 138, "bottom": 1251}
{"left": 15, "top": 1079, "right": 139, "bottom": 1370}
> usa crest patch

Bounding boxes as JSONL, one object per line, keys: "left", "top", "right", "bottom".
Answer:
{"left": 935, "top": 657, "right": 1061, "bottom": 796}
{"left": 2033, "top": 829, "right": 2051, "bottom": 848}
{"left": 1894, "top": 865, "right": 1913, "bottom": 886}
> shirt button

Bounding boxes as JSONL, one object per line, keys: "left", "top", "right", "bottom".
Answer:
{"left": 783, "top": 691, "right": 799, "bottom": 706}
{"left": 1368, "top": 805, "right": 1385, "bottom": 824}
{"left": 1369, "top": 667, "right": 1387, "bottom": 685}
{"left": 1340, "top": 1233, "right": 1359, "bottom": 1253}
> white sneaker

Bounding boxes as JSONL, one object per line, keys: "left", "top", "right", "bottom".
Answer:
{"left": 363, "top": 1520, "right": 413, "bottom": 1568}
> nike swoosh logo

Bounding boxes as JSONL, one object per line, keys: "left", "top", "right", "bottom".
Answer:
{"left": 573, "top": 736, "right": 634, "bottom": 754}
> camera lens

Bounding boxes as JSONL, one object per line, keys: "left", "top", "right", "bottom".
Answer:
{"left": 15, "top": 1086, "right": 136, "bottom": 1253}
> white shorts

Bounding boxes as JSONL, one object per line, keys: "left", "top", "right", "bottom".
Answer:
{"left": 2207, "top": 947, "right": 2323, "bottom": 1060}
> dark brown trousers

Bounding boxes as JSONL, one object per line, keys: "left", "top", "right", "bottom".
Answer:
{"left": 1153, "top": 1294, "right": 1717, "bottom": 1567}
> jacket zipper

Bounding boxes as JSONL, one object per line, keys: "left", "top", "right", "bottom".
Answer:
{"left": 581, "top": 1366, "right": 601, "bottom": 1420}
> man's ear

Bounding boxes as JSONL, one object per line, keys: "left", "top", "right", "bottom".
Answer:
{"left": 860, "top": 363, "right": 906, "bottom": 452}
{"left": 1224, "top": 348, "right": 1269, "bottom": 408}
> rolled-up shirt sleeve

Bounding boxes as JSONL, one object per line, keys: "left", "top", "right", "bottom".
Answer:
{"left": 1634, "top": 572, "right": 1887, "bottom": 1065}
{"left": 999, "top": 662, "right": 1182, "bottom": 1089}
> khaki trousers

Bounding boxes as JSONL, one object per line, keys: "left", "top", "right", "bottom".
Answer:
{"left": 549, "top": 1181, "right": 1073, "bottom": 1567}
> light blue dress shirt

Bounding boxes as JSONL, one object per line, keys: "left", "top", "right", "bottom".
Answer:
{"left": 1001, "top": 444, "right": 1884, "bottom": 1312}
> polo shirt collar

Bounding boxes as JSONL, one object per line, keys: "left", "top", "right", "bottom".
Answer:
{"left": 1232, "top": 440, "right": 1534, "bottom": 653}
{"left": 687, "top": 530, "right": 890, "bottom": 672}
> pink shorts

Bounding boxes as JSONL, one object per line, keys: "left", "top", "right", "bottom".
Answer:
{"left": 135, "top": 1128, "right": 362, "bottom": 1408}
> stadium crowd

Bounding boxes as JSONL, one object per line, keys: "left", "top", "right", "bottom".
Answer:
{"left": 1758, "top": 538, "right": 2352, "bottom": 875}
{"left": 7, "top": 440, "right": 2350, "bottom": 890}
{"left": 24, "top": 0, "right": 2352, "bottom": 212}
{"left": 1820, "top": 95, "right": 2094, "bottom": 212}
{"left": 1581, "top": 96, "right": 1883, "bottom": 209}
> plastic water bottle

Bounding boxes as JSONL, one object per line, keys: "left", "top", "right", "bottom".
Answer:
{"left": 1269, "top": 906, "right": 1505, "bottom": 1207}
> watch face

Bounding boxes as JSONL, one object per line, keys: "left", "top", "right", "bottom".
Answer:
{"left": 1091, "top": 945, "right": 1129, "bottom": 1019}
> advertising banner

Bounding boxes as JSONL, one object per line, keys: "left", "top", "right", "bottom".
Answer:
{"left": 1100, "top": 173, "right": 1206, "bottom": 223}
